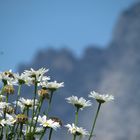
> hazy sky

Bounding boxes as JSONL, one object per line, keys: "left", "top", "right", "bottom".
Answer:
{"left": 0, "top": 0, "right": 136, "bottom": 71}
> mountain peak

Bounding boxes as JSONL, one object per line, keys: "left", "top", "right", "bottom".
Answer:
{"left": 123, "top": 2, "right": 140, "bottom": 17}
{"left": 112, "top": 2, "right": 140, "bottom": 48}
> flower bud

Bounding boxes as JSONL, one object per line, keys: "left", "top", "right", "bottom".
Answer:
{"left": 3, "top": 106, "right": 15, "bottom": 114}
{"left": 38, "top": 88, "right": 49, "bottom": 99}
{"left": 16, "top": 114, "right": 28, "bottom": 124}
{"left": 3, "top": 85, "right": 14, "bottom": 94}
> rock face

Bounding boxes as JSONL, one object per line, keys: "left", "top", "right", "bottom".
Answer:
{"left": 18, "top": 2, "right": 140, "bottom": 140}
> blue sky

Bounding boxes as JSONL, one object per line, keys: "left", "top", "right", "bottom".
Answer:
{"left": 0, "top": 0, "right": 136, "bottom": 71}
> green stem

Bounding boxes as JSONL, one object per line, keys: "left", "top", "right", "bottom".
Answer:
{"left": 0, "top": 85, "right": 4, "bottom": 95}
{"left": 11, "top": 95, "right": 22, "bottom": 137}
{"left": 88, "top": 103, "right": 101, "bottom": 140}
{"left": 79, "top": 135, "right": 82, "bottom": 140}
{"left": 32, "top": 82, "right": 38, "bottom": 117}
{"left": 33, "top": 97, "right": 43, "bottom": 134}
{"left": 26, "top": 107, "right": 29, "bottom": 133}
{"left": 6, "top": 125, "right": 9, "bottom": 139}
{"left": 72, "top": 107, "right": 79, "bottom": 140}
{"left": 48, "top": 128, "right": 53, "bottom": 140}
{"left": 46, "top": 91, "right": 54, "bottom": 116}
{"left": 39, "top": 127, "right": 47, "bottom": 140}
{"left": 26, "top": 107, "right": 29, "bottom": 117}
{"left": 12, "top": 123, "right": 19, "bottom": 139}
{"left": 0, "top": 127, "right": 3, "bottom": 140}
{"left": 6, "top": 93, "right": 9, "bottom": 102}
{"left": 75, "top": 107, "right": 79, "bottom": 125}
{"left": 15, "top": 84, "right": 22, "bottom": 114}
{"left": 29, "top": 81, "right": 37, "bottom": 133}
{"left": 19, "top": 123, "right": 23, "bottom": 138}
{"left": 73, "top": 135, "right": 76, "bottom": 140}
{"left": 38, "top": 91, "right": 54, "bottom": 140}
{"left": 11, "top": 125, "right": 15, "bottom": 140}
{"left": 5, "top": 93, "right": 9, "bottom": 139}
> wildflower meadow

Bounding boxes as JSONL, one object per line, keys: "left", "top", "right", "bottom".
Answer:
{"left": 0, "top": 68, "right": 114, "bottom": 140}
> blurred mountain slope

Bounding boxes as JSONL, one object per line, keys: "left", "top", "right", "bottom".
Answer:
{"left": 18, "top": 2, "right": 140, "bottom": 140}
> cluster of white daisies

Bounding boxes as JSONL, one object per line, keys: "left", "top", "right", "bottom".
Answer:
{"left": 65, "top": 92, "right": 114, "bottom": 139}
{"left": 0, "top": 68, "right": 114, "bottom": 140}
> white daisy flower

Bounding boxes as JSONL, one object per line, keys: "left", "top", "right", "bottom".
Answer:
{"left": 47, "top": 81, "right": 64, "bottom": 90}
{"left": 89, "top": 91, "right": 114, "bottom": 103}
{"left": 0, "top": 110, "right": 3, "bottom": 117}
{"left": 0, "top": 102, "right": 10, "bottom": 109}
{"left": 19, "top": 97, "right": 38, "bottom": 107}
{"left": 36, "top": 115, "right": 60, "bottom": 130}
{"left": 38, "top": 76, "right": 50, "bottom": 87}
{"left": 6, "top": 78, "right": 17, "bottom": 86}
{"left": 14, "top": 73, "right": 32, "bottom": 85}
{"left": 0, "top": 70, "right": 17, "bottom": 85}
{"left": 5, "top": 114, "right": 17, "bottom": 126}
{"left": 0, "top": 119, "right": 7, "bottom": 126}
{"left": 66, "top": 96, "right": 92, "bottom": 110}
{"left": 23, "top": 68, "right": 49, "bottom": 83}
{"left": 13, "top": 100, "right": 24, "bottom": 112}
{"left": 65, "top": 123, "right": 89, "bottom": 136}
{"left": 0, "top": 70, "right": 13, "bottom": 80}
{"left": 34, "top": 127, "right": 44, "bottom": 133}
{"left": 13, "top": 98, "right": 38, "bottom": 112}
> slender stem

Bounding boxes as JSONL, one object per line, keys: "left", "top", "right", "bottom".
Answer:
{"left": 5, "top": 125, "right": 8, "bottom": 139}
{"left": 39, "top": 91, "right": 54, "bottom": 140}
{"left": 19, "top": 123, "right": 23, "bottom": 138}
{"left": 33, "top": 97, "right": 43, "bottom": 134}
{"left": 79, "top": 135, "right": 82, "bottom": 140}
{"left": 39, "top": 91, "right": 54, "bottom": 139}
{"left": 75, "top": 107, "right": 79, "bottom": 125}
{"left": 26, "top": 107, "right": 29, "bottom": 133}
{"left": 73, "top": 135, "right": 76, "bottom": 140}
{"left": 29, "top": 81, "right": 37, "bottom": 133}
{"left": 15, "top": 84, "right": 22, "bottom": 114}
{"left": 39, "top": 127, "right": 47, "bottom": 140}
{"left": 11, "top": 85, "right": 22, "bottom": 139}
{"left": 46, "top": 91, "right": 54, "bottom": 116}
{"left": 14, "top": 123, "right": 19, "bottom": 139}
{"left": 0, "top": 127, "right": 3, "bottom": 140}
{"left": 88, "top": 103, "right": 101, "bottom": 140}
{"left": 32, "top": 82, "right": 38, "bottom": 117}
{"left": 26, "top": 107, "right": 29, "bottom": 117}
{"left": 0, "top": 85, "right": 4, "bottom": 95}
{"left": 34, "top": 96, "right": 43, "bottom": 116}
{"left": 48, "top": 128, "right": 53, "bottom": 140}
{"left": 72, "top": 108, "right": 79, "bottom": 140}
{"left": 5, "top": 93, "right": 9, "bottom": 139}
{"left": 6, "top": 93, "right": 9, "bottom": 102}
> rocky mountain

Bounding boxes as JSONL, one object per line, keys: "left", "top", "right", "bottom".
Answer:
{"left": 18, "top": 2, "right": 140, "bottom": 140}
